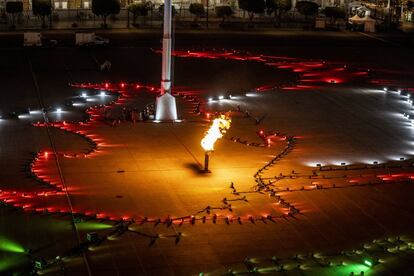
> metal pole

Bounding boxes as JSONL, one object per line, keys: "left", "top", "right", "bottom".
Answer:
{"left": 204, "top": 151, "right": 210, "bottom": 172}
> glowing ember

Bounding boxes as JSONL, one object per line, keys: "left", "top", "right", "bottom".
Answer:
{"left": 201, "top": 114, "right": 231, "bottom": 151}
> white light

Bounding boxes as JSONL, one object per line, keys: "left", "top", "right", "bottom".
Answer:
{"left": 208, "top": 98, "right": 213, "bottom": 102}
{"left": 81, "top": 92, "right": 87, "bottom": 98}
{"left": 56, "top": 108, "right": 62, "bottom": 113}
{"left": 229, "top": 94, "right": 233, "bottom": 99}
{"left": 304, "top": 161, "right": 324, "bottom": 167}
{"left": 154, "top": 120, "right": 161, "bottom": 123}
{"left": 174, "top": 119, "right": 183, "bottom": 123}
{"left": 29, "top": 110, "right": 41, "bottom": 115}
{"left": 398, "top": 89, "right": 402, "bottom": 94}
{"left": 383, "top": 87, "right": 388, "bottom": 92}
{"left": 245, "top": 93, "right": 258, "bottom": 97}
{"left": 100, "top": 91, "right": 106, "bottom": 96}
{"left": 218, "top": 95, "right": 224, "bottom": 100}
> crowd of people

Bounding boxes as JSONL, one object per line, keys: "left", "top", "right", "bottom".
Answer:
{"left": 101, "top": 104, "right": 155, "bottom": 127}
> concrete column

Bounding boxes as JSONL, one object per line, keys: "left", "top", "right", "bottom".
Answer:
{"left": 161, "top": 0, "right": 172, "bottom": 95}
{"left": 155, "top": 0, "right": 178, "bottom": 121}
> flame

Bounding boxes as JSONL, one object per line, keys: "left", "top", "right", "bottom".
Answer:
{"left": 201, "top": 115, "right": 231, "bottom": 151}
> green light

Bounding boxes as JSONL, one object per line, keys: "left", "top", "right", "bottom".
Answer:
{"left": 75, "top": 222, "right": 113, "bottom": 231}
{"left": 364, "top": 260, "right": 373, "bottom": 267}
{"left": 323, "top": 264, "right": 370, "bottom": 275}
{"left": 0, "top": 255, "right": 27, "bottom": 272}
{"left": 0, "top": 238, "right": 25, "bottom": 253}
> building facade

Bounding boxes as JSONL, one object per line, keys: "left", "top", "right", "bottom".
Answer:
{"left": 0, "top": 0, "right": 350, "bottom": 13}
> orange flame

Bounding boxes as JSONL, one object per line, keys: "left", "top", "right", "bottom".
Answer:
{"left": 201, "top": 114, "right": 231, "bottom": 151}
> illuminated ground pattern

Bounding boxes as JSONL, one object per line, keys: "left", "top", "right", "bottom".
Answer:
{"left": 1, "top": 50, "right": 414, "bottom": 275}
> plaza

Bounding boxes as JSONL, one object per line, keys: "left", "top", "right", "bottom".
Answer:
{"left": 0, "top": 29, "right": 414, "bottom": 275}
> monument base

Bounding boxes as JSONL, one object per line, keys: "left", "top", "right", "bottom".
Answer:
{"left": 155, "top": 93, "right": 178, "bottom": 121}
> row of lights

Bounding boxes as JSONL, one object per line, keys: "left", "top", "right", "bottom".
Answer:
{"left": 315, "top": 158, "right": 406, "bottom": 169}
{"left": 207, "top": 92, "right": 262, "bottom": 102}
{"left": 211, "top": 236, "right": 414, "bottom": 275}
{"left": 0, "top": 91, "right": 109, "bottom": 120}
{"left": 208, "top": 94, "right": 233, "bottom": 102}
{"left": 311, "top": 86, "right": 409, "bottom": 168}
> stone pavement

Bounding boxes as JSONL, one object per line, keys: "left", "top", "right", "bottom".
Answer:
{"left": 1, "top": 48, "right": 414, "bottom": 275}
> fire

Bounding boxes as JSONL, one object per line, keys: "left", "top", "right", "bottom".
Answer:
{"left": 201, "top": 114, "right": 231, "bottom": 151}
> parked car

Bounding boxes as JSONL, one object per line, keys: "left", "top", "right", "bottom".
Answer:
{"left": 75, "top": 32, "right": 109, "bottom": 47}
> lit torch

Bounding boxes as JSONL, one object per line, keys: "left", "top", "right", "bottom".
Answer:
{"left": 201, "top": 114, "right": 231, "bottom": 172}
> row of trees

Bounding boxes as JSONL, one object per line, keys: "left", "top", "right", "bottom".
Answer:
{"left": 4, "top": 0, "right": 121, "bottom": 28}
{"left": 238, "top": 0, "right": 318, "bottom": 24}
{"left": 126, "top": 0, "right": 299, "bottom": 26}
{"left": 3, "top": 0, "right": 362, "bottom": 29}
{"left": 126, "top": 2, "right": 233, "bottom": 26}
{"left": 6, "top": 0, "right": 52, "bottom": 28}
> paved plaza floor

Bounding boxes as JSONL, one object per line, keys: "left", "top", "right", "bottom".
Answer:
{"left": 0, "top": 40, "right": 414, "bottom": 275}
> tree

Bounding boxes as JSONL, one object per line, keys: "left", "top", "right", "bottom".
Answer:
{"left": 215, "top": 6, "right": 234, "bottom": 23}
{"left": 324, "top": 7, "right": 345, "bottom": 25}
{"left": 189, "top": 3, "right": 205, "bottom": 23}
{"left": 265, "top": 0, "right": 291, "bottom": 27}
{"left": 238, "top": 0, "right": 266, "bottom": 23}
{"left": 128, "top": 2, "right": 149, "bottom": 26}
{"left": 32, "top": 0, "right": 51, "bottom": 28}
{"left": 296, "top": 1, "right": 318, "bottom": 23}
{"left": 92, "top": 0, "right": 120, "bottom": 28}
{"left": 6, "top": 1, "right": 23, "bottom": 28}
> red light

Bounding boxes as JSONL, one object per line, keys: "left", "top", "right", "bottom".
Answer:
{"left": 44, "top": 151, "right": 49, "bottom": 158}
{"left": 105, "top": 83, "right": 109, "bottom": 88}
{"left": 120, "top": 83, "right": 125, "bottom": 88}
{"left": 206, "top": 113, "right": 210, "bottom": 119}
{"left": 259, "top": 130, "right": 264, "bottom": 135}
{"left": 136, "top": 84, "right": 140, "bottom": 89}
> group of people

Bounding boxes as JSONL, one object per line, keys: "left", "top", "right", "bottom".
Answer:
{"left": 102, "top": 106, "right": 143, "bottom": 127}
